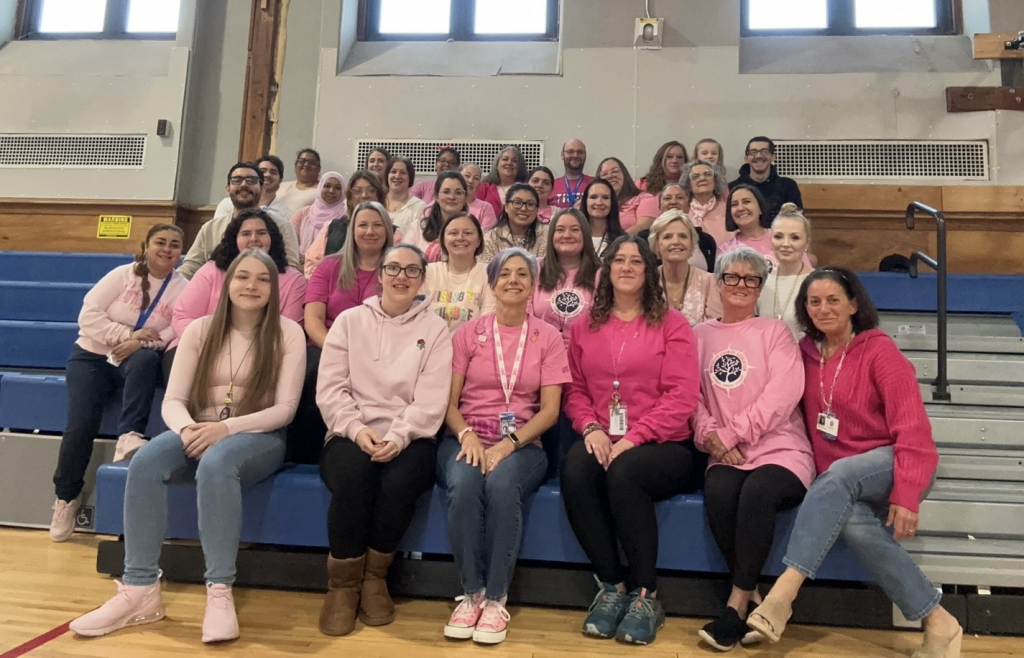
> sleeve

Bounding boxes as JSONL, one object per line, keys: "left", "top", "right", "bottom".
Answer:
{"left": 304, "top": 223, "right": 330, "bottom": 278}
{"left": 788, "top": 180, "right": 804, "bottom": 209}
{"left": 451, "top": 322, "right": 472, "bottom": 376}
{"left": 290, "top": 207, "right": 308, "bottom": 245}
{"left": 147, "top": 276, "right": 187, "bottom": 350}
{"left": 712, "top": 324, "right": 805, "bottom": 451}
{"left": 624, "top": 315, "right": 700, "bottom": 446}
{"left": 223, "top": 321, "right": 307, "bottom": 434}
{"left": 177, "top": 222, "right": 214, "bottom": 280}
{"left": 637, "top": 193, "right": 660, "bottom": 221}
{"left": 77, "top": 266, "right": 136, "bottom": 347}
{"left": 563, "top": 321, "right": 602, "bottom": 432}
{"left": 539, "top": 327, "right": 572, "bottom": 386}
{"left": 479, "top": 183, "right": 503, "bottom": 218}
{"left": 702, "top": 275, "right": 724, "bottom": 322}
{"left": 274, "top": 212, "right": 303, "bottom": 271}
{"left": 476, "top": 202, "right": 498, "bottom": 231}
{"left": 692, "top": 385, "right": 717, "bottom": 453}
{"left": 305, "top": 258, "right": 334, "bottom": 304}
{"left": 383, "top": 325, "right": 454, "bottom": 450}
{"left": 171, "top": 265, "right": 216, "bottom": 343}
{"left": 161, "top": 318, "right": 204, "bottom": 433}
{"left": 279, "top": 270, "right": 307, "bottom": 326}
{"left": 479, "top": 282, "right": 497, "bottom": 316}
{"left": 479, "top": 231, "right": 500, "bottom": 264}
{"left": 873, "top": 340, "right": 939, "bottom": 512}
{"left": 316, "top": 312, "right": 369, "bottom": 441}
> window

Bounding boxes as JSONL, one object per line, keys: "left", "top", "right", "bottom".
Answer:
{"left": 742, "top": 0, "right": 955, "bottom": 36}
{"left": 362, "top": 0, "right": 559, "bottom": 41}
{"left": 23, "top": 0, "right": 181, "bottom": 39}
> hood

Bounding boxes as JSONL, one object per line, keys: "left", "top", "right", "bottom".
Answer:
{"left": 736, "top": 163, "right": 779, "bottom": 183}
{"left": 800, "top": 327, "right": 889, "bottom": 360}
{"left": 362, "top": 294, "right": 433, "bottom": 361}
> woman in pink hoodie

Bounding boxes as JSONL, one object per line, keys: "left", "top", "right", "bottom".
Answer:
{"left": 315, "top": 244, "right": 452, "bottom": 637}
{"left": 50, "top": 224, "right": 187, "bottom": 543}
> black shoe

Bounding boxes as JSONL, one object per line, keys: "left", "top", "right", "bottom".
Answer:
{"left": 698, "top": 607, "right": 749, "bottom": 652}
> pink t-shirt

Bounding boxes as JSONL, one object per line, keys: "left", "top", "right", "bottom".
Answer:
{"left": 551, "top": 175, "right": 594, "bottom": 208}
{"left": 411, "top": 180, "right": 435, "bottom": 204}
{"left": 531, "top": 268, "right": 595, "bottom": 348}
{"left": 718, "top": 232, "right": 813, "bottom": 273}
{"left": 452, "top": 313, "right": 571, "bottom": 445}
{"left": 692, "top": 317, "right": 816, "bottom": 488}
{"left": 618, "top": 192, "right": 660, "bottom": 232}
{"left": 306, "top": 256, "right": 380, "bottom": 328}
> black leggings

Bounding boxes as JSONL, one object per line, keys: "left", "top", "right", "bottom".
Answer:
{"left": 287, "top": 345, "right": 328, "bottom": 464}
{"left": 560, "top": 439, "right": 705, "bottom": 591}
{"left": 319, "top": 436, "right": 437, "bottom": 559}
{"left": 703, "top": 464, "right": 806, "bottom": 591}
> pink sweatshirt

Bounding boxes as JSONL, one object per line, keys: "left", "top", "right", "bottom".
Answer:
{"left": 76, "top": 264, "right": 187, "bottom": 355}
{"left": 170, "top": 261, "right": 307, "bottom": 349}
{"left": 531, "top": 267, "right": 595, "bottom": 348}
{"left": 618, "top": 192, "right": 660, "bottom": 232}
{"left": 693, "top": 318, "right": 816, "bottom": 488}
{"left": 565, "top": 309, "right": 699, "bottom": 446}
{"left": 719, "top": 232, "right": 813, "bottom": 271}
{"left": 411, "top": 179, "right": 435, "bottom": 204}
{"left": 162, "top": 315, "right": 306, "bottom": 435}
{"left": 800, "top": 329, "right": 938, "bottom": 512}
{"left": 317, "top": 297, "right": 453, "bottom": 450}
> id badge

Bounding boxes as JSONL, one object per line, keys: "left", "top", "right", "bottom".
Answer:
{"left": 817, "top": 412, "right": 839, "bottom": 441}
{"left": 499, "top": 412, "right": 517, "bottom": 437}
{"left": 106, "top": 353, "right": 122, "bottom": 368}
{"left": 609, "top": 404, "right": 628, "bottom": 436}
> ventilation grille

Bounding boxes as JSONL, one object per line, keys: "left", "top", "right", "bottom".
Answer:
{"left": 776, "top": 140, "right": 989, "bottom": 181}
{"left": 356, "top": 140, "right": 544, "bottom": 178}
{"left": 0, "top": 134, "right": 146, "bottom": 168}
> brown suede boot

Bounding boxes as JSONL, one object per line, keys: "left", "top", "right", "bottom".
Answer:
{"left": 319, "top": 554, "right": 364, "bottom": 636}
{"left": 358, "top": 548, "right": 396, "bottom": 626}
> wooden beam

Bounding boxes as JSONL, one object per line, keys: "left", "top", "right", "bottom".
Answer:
{"left": 946, "top": 86, "right": 1024, "bottom": 112}
{"left": 974, "top": 33, "right": 1024, "bottom": 60}
{"left": 238, "top": 0, "right": 282, "bottom": 163}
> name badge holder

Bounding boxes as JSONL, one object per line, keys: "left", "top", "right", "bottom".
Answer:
{"left": 609, "top": 385, "right": 628, "bottom": 436}
{"left": 816, "top": 411, "right": 839, "bottom": 441}
{"left": 494, "top": 317, "right": 529, "bottom": 441}
{"left": 818, "top": 339, "right": 851, "bottom": 441}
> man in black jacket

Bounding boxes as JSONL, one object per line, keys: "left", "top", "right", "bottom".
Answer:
{"left": 729, "top": 136, "right": 803, "bottom": 227}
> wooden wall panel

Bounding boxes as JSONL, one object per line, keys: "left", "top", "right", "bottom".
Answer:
{"left": 942, "top": 186, "right": 1024, "bottom": 214}
{"left": 802, "top": 184, "right": 943, "bottom": 212}
{"left": 0, "top": 200, "right": 178, "bottom": 254}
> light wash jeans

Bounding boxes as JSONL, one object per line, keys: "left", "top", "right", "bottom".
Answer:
{"left": 122, "top": 429, "right": 286, "bottom": 586}
{"left": 783, "top": 446, "right": 941, "bottom": 621}
{"left": 436, "top": 437, "right": 548, "bottom": 602}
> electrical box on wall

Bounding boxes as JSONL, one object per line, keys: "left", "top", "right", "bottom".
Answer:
{"left": 634, "top": 17, "right": 664, "bottom": 50}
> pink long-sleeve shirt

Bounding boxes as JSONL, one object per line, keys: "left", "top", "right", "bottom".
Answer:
{"left": 76, "top": 264, "right": 188, "bottom": 355}
{"left": 618, "top": 192, "right": 660, "bottom": 232}
{"left": 317, "top": 297, "right": 453, "bottom": 450}
{"left": 565, "top": 309, "right": 699, "bottom": 446}
{"left": 169, "top": 261, "right": 307, "bottom": 349}
{"left": 800, "top": 329, "right": 939, "bottom": 512}
{"left": 693, "top": 317, "right": 816, "bottom": 488}
{"left": 161, "top": 315, "right": 306, "bottom": 436}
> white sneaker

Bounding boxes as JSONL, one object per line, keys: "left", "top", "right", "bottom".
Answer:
{"left": 113, "top": 432, "right": 147, "bottom": 462}
{"left": 49, "top": 498, "right": 80, "bottom": 542}
{"left": 69, "top": 579, "right": 165, "bottom": 637}
{"left": 202, "top": 583, "right": 240, "bottom": 643}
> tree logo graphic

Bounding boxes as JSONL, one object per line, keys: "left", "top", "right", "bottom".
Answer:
{"left": 709, "top": 348, "right": 749, "bottom": 391}
{"left": 552, "top": 289, "right": 583, "bottom": 318}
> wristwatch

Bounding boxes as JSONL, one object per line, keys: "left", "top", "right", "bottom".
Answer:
{"left": 506, "top": 432, "right": 521, "bottom": 449}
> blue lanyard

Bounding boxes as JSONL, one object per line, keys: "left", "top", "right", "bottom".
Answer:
{"left": 563, "top": 176, "right": 585, "bottom": 206}
{"left": 134, "top": 275, "right": 172, "bottom": 330}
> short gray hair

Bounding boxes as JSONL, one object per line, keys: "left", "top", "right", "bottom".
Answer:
{"left": 680, "top": 159, "right": 728, "bottom": 199}
{"left": 659, "top": 182, "right": 688, "bottom": 203}
{"left": 485, "top": 247, "right": 538, "bottom": 288}
{"left": 715, "top": 247, "right": 769, "bottom": 285}
{"left": 647, "top": 210, "right": 698, "bottom": 259}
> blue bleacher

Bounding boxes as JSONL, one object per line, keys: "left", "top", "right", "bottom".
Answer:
{"left": 0, "top": 251, "right": 132, "bottom": 284}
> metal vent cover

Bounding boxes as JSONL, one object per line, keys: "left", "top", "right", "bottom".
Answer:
{"left": 0, "top": 134, "right": 146, "bottom": 168}
{"left": 356, "top": 140, "right": 544, "bottom": 178}
{"left": 776, "top": 140, "right": 989, "bottom": 181}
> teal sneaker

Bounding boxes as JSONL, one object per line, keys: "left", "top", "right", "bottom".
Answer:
{"left": 582, "top": 582, "right": 630, "bottom": 638}
{"left": 615, "top": 588, "right": 665, "bottom": 645}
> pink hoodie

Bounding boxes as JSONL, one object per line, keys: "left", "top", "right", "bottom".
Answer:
{"left": 317, "top": 296, "right": 453, "bottom": 450}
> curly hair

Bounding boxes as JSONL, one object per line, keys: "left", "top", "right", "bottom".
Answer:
{"left": 642, "top": 140, "right": 689, "bottom": 196}
{"left": 210, "top": 209, "right": 288, "bottom": 273}
{"left": 588, "top": 235, "right": 666, "bottom": 329}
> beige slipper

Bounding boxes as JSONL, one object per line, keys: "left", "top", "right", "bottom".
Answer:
{"left": 912, "top": 625, "right": 963, "bottom": 658}
{"left": 746, "top": 597, "right": 792, "bottom": 644}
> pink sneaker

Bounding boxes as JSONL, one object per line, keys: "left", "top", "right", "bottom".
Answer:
{"left": 49, "top": 498, "right": 80, "bottom": 542}
{"left": 69, "top": 579, "right": 164, "bottom": 637}
{"left": 114, "top": 432, "right": 147, "bottom": 462}
{"left": 202, "top": 583, "right": 239, "bottom": 643}
{"left": 472, "top": 600, "right": 511, "bottom": 644}
{"left": 444, "top": 593, "right": 484, "bottom": 639}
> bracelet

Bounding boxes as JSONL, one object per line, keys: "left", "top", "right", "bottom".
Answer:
{"left": 456, "top": 426, "right": 476, "bottom": 443}
{"left": 506, "top": 431, "right": 521, "bottom": 450}
{"left": 582, "top": 423, "right": 604, "bottom": 438}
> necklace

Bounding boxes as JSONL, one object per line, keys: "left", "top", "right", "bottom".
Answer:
{"left": 772, "top": 263, "right": 805, "bottom": 320}
{"left": 222, "top": 332, "right": 257, "bottom": 419}
{"left": 661, "top": 266, "right": 691, "bottom": 311}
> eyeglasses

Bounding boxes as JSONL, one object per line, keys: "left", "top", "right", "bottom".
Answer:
{"left": 689, "top": 170, "right": 715, "bottom": 181}
{"left": 746, "top": 148, "right": 772, "bottom": 157}
{"left": 509, "top": 199, "right": 538, "bottom": 210}
{"left": 295, "top": 158, "right": 320, "bottom": 166}
{"left": 439, "top": 189, "right": 467, "bottom": 198}
{"left": 382, "top": 263, "right": 424, "bottom": 279}
{"left": 229, "top": 176, "right": 260, "bottom": 185}
{"left": 722, "top": 273, "right": 764, "bottom": 289}
{"left": 563, "top": 150, "right": 586, "bottom": 156}
{"left": 437, "top": 158, "right": 458, "bottom": 167}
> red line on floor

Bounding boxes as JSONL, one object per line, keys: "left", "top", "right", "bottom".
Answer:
{"left": 0, "top": 621, "right": 72, "bottom": 658}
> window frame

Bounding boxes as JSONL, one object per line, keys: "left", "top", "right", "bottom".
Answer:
{"left": 19, "top": 0, "right": 178, "bottom": 40}
{"left": 740, "top": 0, "right": 958, "bottom": 38}
{"left": 360, "top": 0, "right": 559, "bottom": 42}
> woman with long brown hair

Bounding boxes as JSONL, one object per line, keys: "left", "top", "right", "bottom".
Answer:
{"left": 638, "top": 140, "right": 689, "bottom": 196}
{"left": 70, "top": 249, "right": 306, "bottom": 645}
{"left": 304, "top": 171, "right": 387, "bottom": 277}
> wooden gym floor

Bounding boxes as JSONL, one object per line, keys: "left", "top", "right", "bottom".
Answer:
{"left": 0, "top": 527, "right": 1017, "bottom": 657}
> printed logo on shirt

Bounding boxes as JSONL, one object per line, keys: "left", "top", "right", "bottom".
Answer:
{"left": 709, "top": 348, "right": 751, "bottom": 391}
{"left": 119, "top": 289, "right": 173, "bottom": 320}
{"left": 551, "top": 289, "right": 584, "bottom": 319}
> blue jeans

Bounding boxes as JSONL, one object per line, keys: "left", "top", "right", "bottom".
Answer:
{"left": 54, "top": 345, "right": 163, "bottom": 502}
{"left": 122, "top": 429, "right": 286, "bottom": 586}
{"left": 436, "top": 437, "right": 548, "bottom": 602}
{"left": 783, "top": 446, "right": 941, "bottom": 621}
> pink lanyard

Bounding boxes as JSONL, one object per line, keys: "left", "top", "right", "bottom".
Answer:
{"left": 493, "top": 317, "right": 529, "bottom": 410}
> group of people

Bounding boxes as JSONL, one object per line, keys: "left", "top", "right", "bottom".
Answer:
{"left": 47, "top": 140, "right": 960, "bottom": 658}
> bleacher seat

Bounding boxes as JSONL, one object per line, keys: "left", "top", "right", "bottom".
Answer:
{"left": 0, "top": 281, "right": 91, "bottom": 322}
{"left": 0, "top": 251, "right": 132, "bottom": 284}
{"left": 0, "top": 320, "right": 80, "bottom": 369}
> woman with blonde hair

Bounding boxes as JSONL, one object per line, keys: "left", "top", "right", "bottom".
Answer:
{"left": 70, "top": 249, "right": 306, "bottom": 644}
{"left": 758, "top": 203, "right": 814, "bottom": 338}
{"left": 648, "top": 210, "right": 722, "bottom": 326}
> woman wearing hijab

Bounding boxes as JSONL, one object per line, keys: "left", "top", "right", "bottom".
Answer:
{"left": 290, "top": 172, "right": 347, "bottom": 256}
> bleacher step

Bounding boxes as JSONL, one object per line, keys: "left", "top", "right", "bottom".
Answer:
{"left": 880, "top": 312, "right": 1021, "bottom": 339}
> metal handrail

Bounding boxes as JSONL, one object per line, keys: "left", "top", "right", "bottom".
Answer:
{"left": 905, "top": 201, "right": 950, "bottom": 402}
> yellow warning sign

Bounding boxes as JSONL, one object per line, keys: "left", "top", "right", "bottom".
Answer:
{"left": 97, "top": 215, "right": 132, "bottom": 239}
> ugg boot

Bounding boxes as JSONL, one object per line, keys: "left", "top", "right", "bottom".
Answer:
{"left": 359, "top": 549, "right": 396, "bottom": 626}
{"left": 319, "top": 554, "right": 364, "bottom": 636}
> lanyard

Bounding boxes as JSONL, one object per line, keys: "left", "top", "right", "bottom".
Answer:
{"left": 134, "top": 275, "right": 172, "bottom": 330}
{"left": 493, "top": 317, "right": 529, "bottom": 410}
{"left": 563, "top": 176, "right": 585, "bottom": 206}
{"left": 818, "top": 341, "right": 850, "bottom": 415}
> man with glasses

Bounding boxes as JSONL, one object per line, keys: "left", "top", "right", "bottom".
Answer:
{"left": 729, "top": 136, "right": 803, "bottom": 227}
{"left": 212, "top": 155, "right": 294, "bottom": 223}
{"left": 178, "top": 162, "right": 302, "bottom": 279}
{"left": 551, "top": 138, "right": 594, "bottom": 208}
